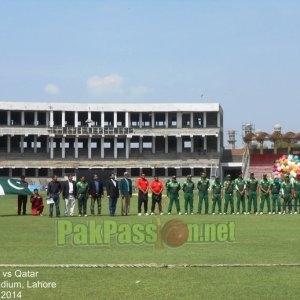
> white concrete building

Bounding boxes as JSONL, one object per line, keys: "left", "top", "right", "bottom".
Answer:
{"left": 0, "top": 102, "right": 223, "bottom": 178}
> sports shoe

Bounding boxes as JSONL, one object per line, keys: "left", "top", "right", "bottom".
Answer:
{"left": 185, "top": 212, "right": 188, "bottom": 215}
{"left": 145, "top": 212, "right": 149, "bottom": 216}
{"left": 223, "top": 212, "right": 226, "bottom": 215}
{"left": 255, "top": 212, "right": 259, "bottom": 215}
{"left": 283, "top": 211, "right": 286, "bottom": 215}
{"left": 260, "top": 212, "right": 263, "bottom": 215}
{"left": 191, "top": 212, "right": 194, "bottom": 215}
{"left": 212, "top": 213, "right": 215, "bottom": 215}
{"left": 278, "top": 212, "right": 282, "bottom": 215}
{"left": 219, "top": 213, "right": 222, "bottom": 215}
{"left": 168, "top": 212, "right": 171, "bottom": 215}
{"left": 78, "top": 214, "right": 82, "bottom": 217}
{"left": 243, "top": 212, "right": 246, "bottom": 215}
{"left": 294, "top": 212, "right": 298, "bottom": 215}
{"left": 272, "top": 212, "right": 275, "bottom": 215}
{"left": 178, "top": 212, "right": 182, "bottom": 215}
{"left": 151, "top": 212, "right": 155, "bottom": 215}
{"left": 160, "top": 212, "right": 164, "bottom": 215}
{"left": 138, "top": 213, "right": 142, "bottom": 216}
{"left": 231, "top": 212, "right": 235, "bottom": 215}
{"left": 268, "top": 212, "right": 271, "bottom": 215}
{"left": 84, "top": 214, "right": 88, "bottom": 217}
{"left": 236, "top": 212, "right": 240, "bottom": 215}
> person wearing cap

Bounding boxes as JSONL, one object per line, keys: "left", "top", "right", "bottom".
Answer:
{"left": 270, "top": 177, "right": 282, "bottom": 214}
{"left": 120, "top": 172, "right": 132, "bottom": 216}
{"left": 211, "top": 176, "right": 222, "bottom": 215}
{"left": 223, "top": 174, "right": 235, "bottom": 214}
{"left": 259, "top": 174, "right": 272, "bottom": 215}
{"left": 197, "top": 172, "right": 210, "bottom": 215}
{"left": 167, "top": 176, "right": 181, "bottom": 215}
{"left": 246, "top": 172, "right": 259, "bottom": 214}
{"left": 150, "top": 175, "right": 164, "bottom": 215}
{"left": 234, "top": 172, "right": 246, "bottom": 215}
{"left": 136, "top": 173, "right": 149, "bottom": 216}
{"left": 182, "top": 175, "right": 195, "bottom": 215}
{"left": 281, "top": 175, "right": 293, "bottom": 214}
{"left": 292, "top": 173, "right": 300, "bottom": 214}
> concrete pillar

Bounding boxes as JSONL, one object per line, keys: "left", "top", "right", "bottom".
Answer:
{"left": 114, "top": 112, "right": 117, "bottom": 128}
{"left": 176, "top": 112, "right": 182, "bottom": 129}
{"left": 139, "top": 136, "right": 143, "bottom": 154}
{"left": 74, "top": 111, "right": 78, "bottom": 128}
{"left": 190, "top": 112, "right": 194, "bottom": 128}
{"left": 114, "top": 137, "right": 118, "bottom": 158}
{"left": 21, "top": 111, "right": 25, "bottom": 126}
{"left": 7, "top": 111, "right": 11, "bottom": 126}
{"left": 165, "top": 167, "right": 168, "bottom": 177}
{"left": 203, "top": 112, "right": 207, "bottom": 128}
{"left": 101, "top": 137, "right": 104, "bottom": 158}
{"left": 125, "top": 112, "right": 129, "bottom": 127}
{"left": 125, "top": 137, "right": 130, "bottom": 159}
{"left": 88, "top": 136, "right": 92, "bottom": 159}
{"left": 217, "top": 112, "right": 221, "bottom": 128}
{"left": 217, "top": 136, "right": 220, "bottom": 153}
{"left": 62, "top": 111, "right": 66, "bottom": 128}
{"left": 20, "top": 136, "right": 24, "bottom": 153}
{"left": 190, "top": 135, "right": 194, "bottom": 153}
{"left": 61, "top": 137, "right": 65, "bottom": 159}
{"left": 49, "top": 111, "right": 54, "bottom": 127}
{"left": 50, "top": 137, "right": 54, "bottom": 159}
{"left": 46, "top": 137, "right": 49, "bottom": 153}
{"left": 33, "top": 135, "right": 37, "bottom": 153}
{"left": 152, "top": 136, "right": 156, "bottom": 154}
{"left": 46, "top": 112, "right": 50, "bottom": 127}
{"left": 7, "top": 136, "right": 11, "bottom": 153}
{"left": 101, "top": 112, "right": 105, "bottom": 127}
{"left": 165, "top": 112, "right": 168, "bottom": 128}
{"left": 35, "top": 169, "right": 39, "bottom": 178}
{"left": 177, "top": 136, "right": 182, "bottom": 153}
{"left": 165, "top": 136, "right": 168, "bottom": 153}
{"left": 8, "top": 169, "right": 13, "bottom": 177}
{"left": 176, "top": 168, "right": 182, "bottom": 177}
{"left": 204, "top": 136, "right": 207, "bottom": 151}
{"left": 151, "top": 113, "right": 155, "bottom": 128}
{"left": 74, "top": 137, "right": 78, "bottom": 159}
{"left": 34, "top": 111, "right": 38, "bottom": 126}
{"left": 191, "top": 167, "right": 194, "bottom": 177}
{"left": 139, "top": 112, "right": 143, "bottom": 128}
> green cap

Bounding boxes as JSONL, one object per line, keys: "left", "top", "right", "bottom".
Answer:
{"left": 172, "top": 175, "right": 177, "bottom": 179}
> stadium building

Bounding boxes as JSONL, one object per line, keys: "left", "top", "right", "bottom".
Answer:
{"left": 0, "top": 102, "right": 223, "bottom": 180}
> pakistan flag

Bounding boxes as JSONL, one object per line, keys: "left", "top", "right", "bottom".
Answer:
{"left": 0, "top": 178, "right": 32, "bottom": 196}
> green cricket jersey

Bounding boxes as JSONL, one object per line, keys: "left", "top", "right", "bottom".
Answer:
{"left": 211, "top": 181, "right": 222, "bottom": 195}
{"left": 197, "top": 178, "right": 210, "bottom": 193}
{"left": 247, "top": 178, "right": 258, "bottom": 192}
{"left": 293, "top": 179, "right": 300, "bottom": 192}
{"left": 271, "top": 180, "right": 281, "bottom": 194}
{"left": 259, "top": 179, "right": 272, "bottom": 191}
{"left": 182, "top": 181, "right": 195, "bottom": 193}
{"left": 76, "top": 181, "right": 89, "bottom": 194}
{"left": 223, "top": 181, "right": 234, "bottom": 194}
{"left": 281, "top": 182, "right": 293, "bottom": 195}
{"left": 235, "top": 178, "right": 246, "bottom": 192}
{"left": 167, "top": 181, "right": 181, "bottom": 196}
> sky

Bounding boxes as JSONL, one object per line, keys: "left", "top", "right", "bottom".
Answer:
{"left": 0, "top": 0, "right": 300, "bottom": 146}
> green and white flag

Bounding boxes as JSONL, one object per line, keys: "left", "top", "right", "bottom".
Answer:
{"left": 0, "top": 178, "right": 32, "bottom": 196}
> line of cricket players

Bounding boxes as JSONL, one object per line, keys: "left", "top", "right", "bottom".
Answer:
{"left": 163, "top": 171, "right": 300, "bottom": 215}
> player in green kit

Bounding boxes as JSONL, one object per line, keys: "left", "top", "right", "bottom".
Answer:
{"left": 234, "top": 172, "right": 246, "bottom": 215}
{"left": 281, "top": 175, "right": 293, "bottom": 214}
{"left": 197, "top": 172, "right": 210, "bottom": 215}
{"left": 76, "top": 175, "right": 89, "bottom": 217}
{"left": 211, "top": 176, "right": 222, "bottom": 215}
{"left": 246, "top": 172, "right": 259, "bottom": 214}
{"left": 167, "top": 176, "right": 182, "bottom": 215}
{"left": 223, "top": 174, "right": 235, "bottom": 215}
{"left": 259, "top": 174, "right": 272, "bottom": 215}
{"left": 292, "top": 174, "right": 300, "bottom": 214}
{"left": 270, "top": 177, "right": 282, "bottom": 214}
{"left": 182, "top": 175, "right": 195, "bottom": 215}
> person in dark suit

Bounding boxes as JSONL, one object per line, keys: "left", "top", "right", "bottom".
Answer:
{"left": 17, "top": 175, "right": 29, "bottom": 215}
{"left": 89, "top": 174, "right": 104, "bottom": 215}
{"left": 106, "top": 173, "right": 119, "bottom": 216}
{"left": 119, "top": 172, "right": 132, "bottom": 216}
{"left": 62, "top": 174, "right": 77, "bottom": 217}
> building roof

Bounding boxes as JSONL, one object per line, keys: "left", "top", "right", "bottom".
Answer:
{"left": 0, "top": 102, "right": 222, "bottom": 113}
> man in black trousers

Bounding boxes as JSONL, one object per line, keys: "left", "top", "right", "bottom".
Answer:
{"left": 89, "top": 174, "right": 104, "bottom": 215}
{"left": 106, "top": 173, "right": 119, "bottom": 216}
{"left": 47, "top": 175, "right": 62, "bottom": 218}
{"left": 17, "top": 175, "right": 29, "bottom": 215}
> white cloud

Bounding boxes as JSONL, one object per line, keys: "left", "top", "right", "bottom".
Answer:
{"left": 44, "top": 83, "right": 60, "bottom": 95}
{"left": 87, "top": 74, "right": 124, "bottom": 94}
{"left": 129, "top": 86, "right": 152, "bottom": 99}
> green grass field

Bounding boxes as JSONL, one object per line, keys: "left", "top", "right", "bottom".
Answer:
{"left": 0, "top": 192, "right": 300, "bottom": 299}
